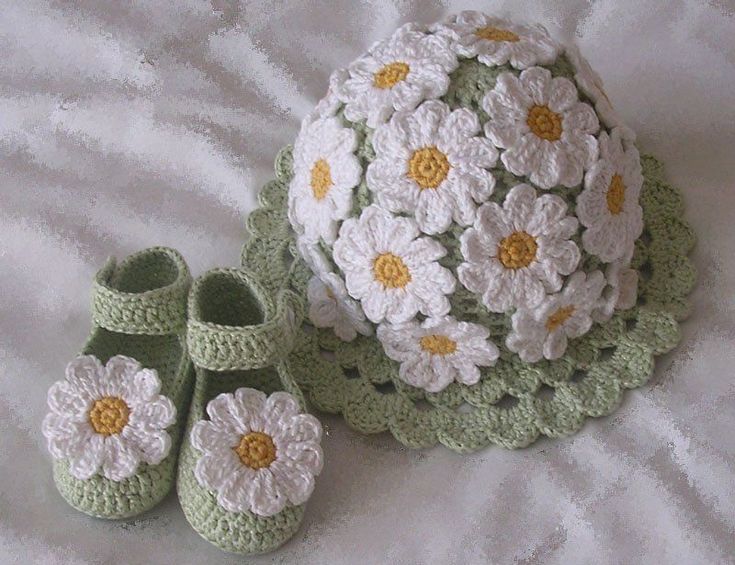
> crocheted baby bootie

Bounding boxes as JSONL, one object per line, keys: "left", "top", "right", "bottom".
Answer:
{"left": 177, "top": 268, "right": 323, "bottom": 555}
{"left": 42, "top": 247, "right": 194, "bottom": 519}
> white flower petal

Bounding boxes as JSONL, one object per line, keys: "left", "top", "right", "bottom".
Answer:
{"left": 101, "top": 435, "right": 140, "bottom": 481}
{"left": 122, "top": 426, "right": 171, "bottom": 466}
{"left": 67, "top": 433, "right": 105, "bottom": 480}
{"left": 191, "top": 419, "right": 240, "bottom": 453}
{"left": 47, "top": 380, "right": 92, "bottom": 421}
{"left": 194, "top": 449, "right": 242, "bottom": 492}
{"left": 217, "top": 467, "right": 257, "bottom": 513}
{"left": 269, "top": 460, "right": 316, "bottom": 506}
{"left": 262, "top": 392, "right": 301, "bottom": 433}
{"left": 246, "top": 471, "right": 288, "bottom": 517}
{"left": 128, "top": 394, "right": 175, "bottom": 431}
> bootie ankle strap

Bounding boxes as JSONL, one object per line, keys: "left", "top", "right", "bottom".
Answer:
{"left": 187, "top": 268, "right": 303, "bottom": 371}
{"left": 91, "top": 247, "right": 191, "bottom": 335}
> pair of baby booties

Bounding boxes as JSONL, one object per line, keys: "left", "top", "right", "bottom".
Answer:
{"left": 43, "top": 247, "right": 318, "bottom": 554}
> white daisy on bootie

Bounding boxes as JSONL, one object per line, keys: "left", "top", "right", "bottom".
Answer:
{"left": 367, "top": 100, "right": 497, "bottom": 235}
{"left": 483, "top": 66, "right": 599, "bottom": 189}
{"left": 288, "top": 116, "right": 362, "bottom": 244}
{"left": 377, "top": 315, "right": 499, "bottom": 392}
{"left": 458, "top": 184, "right": 580, "bottom": 313}
{"left": 577, "top": 127, "right": 644, "bottom": 263}
{"left": 332, "top": 205, "right": 456, "bottom": 324}
{"left": 337, "top": 23, "right": 458, "bottom": 127}
{"left": 191, "top": 388, "right": 323, "bottom": 517}
{"left": 43, "top": 355, "right": 175, "bottom": 481}
{"left": 432, "top": 11, "right": 559, "bottom": 70}
{"left": 506, "top": 271, "right": 606, "bottom": 362}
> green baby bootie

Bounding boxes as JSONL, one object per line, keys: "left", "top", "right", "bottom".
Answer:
{"left": 42, "top": 247, "right": 194, "bottom": 519}
{"left": 177, "top": 268, "right": 324, "bottom": 555}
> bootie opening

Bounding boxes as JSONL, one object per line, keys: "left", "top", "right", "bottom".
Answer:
{"left": 112, "top": 248, "right": 185, "bottom": 293}
{"left": 195, "top": 272, "right": 265, "bottom": 328}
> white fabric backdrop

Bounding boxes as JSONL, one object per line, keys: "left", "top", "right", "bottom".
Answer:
{"left": 2, "top": 1, "right": 734, "bottom": 563}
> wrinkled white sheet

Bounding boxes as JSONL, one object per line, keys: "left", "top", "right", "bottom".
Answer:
{"left": 1, "top": 1, "right": 734, "bottom": 563}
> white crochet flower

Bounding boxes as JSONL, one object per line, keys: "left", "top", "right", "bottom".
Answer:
{"left": 307, "top": 274, "right": 372, "bottom": 341}
{"left": 42, "top": 355, "right": 175, "bottom": 481}
{"left": 366, "top": 100, "right": 497, "bottom": 235}
{"left": 483, "top": 66, "right": 599, "bottom": 189}
{"left": 506, "top": 271, "right": 606, "bottom": 362}
{"left": 288, "top": 116, "right": 362, "bottom": 244}
{"left": 458, "top": 184, "right": 580, "bottom": 313}
{"left": 377, "top": 316, "right": 499, "bottom": 392}
{"left": 332, "top": 205, "right": 456, "bottom": 324}
{"left": 191, "top": 388, "right": 323, "bottom": 517}
{"left": 577, "top": 128, "right": 644, "bottom": 262}
{"left": 433, "top": 11, "right": 559, "bottom": 70}
{"left": 593, "top": 261, "right": 639, "bottom": 323}
{"left": 565, "top": 44, "right": 635, "bottom": 141}
{"left": 337, "top": 23, "right": 458, "bottom": 127}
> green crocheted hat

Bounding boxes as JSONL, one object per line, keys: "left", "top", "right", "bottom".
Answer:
{"left": 242, "top": 11, "right": 696, "bottom": 452}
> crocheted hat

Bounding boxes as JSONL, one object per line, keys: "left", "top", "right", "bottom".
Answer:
{"left": 242, "top": 12, "right": 696, "bottom": 452}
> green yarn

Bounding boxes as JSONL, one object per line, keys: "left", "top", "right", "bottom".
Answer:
{"left": 241, "top": 148, "right": 695, "bottom": 453}
{"left": 52, "top": 247, "right": 194, "bottom": 518}
{"left": 177, "top": 268, "right": 308, "bottom": 555}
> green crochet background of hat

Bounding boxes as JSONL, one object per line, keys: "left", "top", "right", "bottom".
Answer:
{"left": 242, "top": 142, "right": 695, "bottom": 453}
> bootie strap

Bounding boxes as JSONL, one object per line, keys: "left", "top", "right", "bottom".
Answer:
{"left": 91, "top": 247, "right": 191, "bottom": 335}
{"left": 187, "top": 269, "right": 303, "bottom": 371}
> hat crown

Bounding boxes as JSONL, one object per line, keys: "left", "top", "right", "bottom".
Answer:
{"left": 288, "top": 12, "right": 643, "bottom": 392}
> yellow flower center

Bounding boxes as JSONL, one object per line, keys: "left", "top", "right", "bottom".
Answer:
{"left": 474, "top": 26, "right": 520, "bottom": 42}
{"left": 373, "top": 252, "right": 412, "bottom": 289}
{"left": 89, "top": 396, "right": 130, "bottom": 436}
{"left": 498, "top": 231, "right": 538, "bottom": 269}
{"left": 373, "top": 61, "right": 410, "bottom": 89}
{"left": 419, "top": 334, "right": 458, "bottom": 356}
{"left": 310, "top": 158, "right": 333, "bottom": 201}
{"left": 527, "top": 105, "right": 563, "bottom": 142}
{"left": 606, "top": 173, "right": 626, "bottom": 215}
{"left": 234, "top": 431, "right": 277, "bottom": 470}
{"left": 407, "top": 146, "right": 451, "bottom": 190}
{"left": 545, "top": 305, "right": 576, "bottom": 331}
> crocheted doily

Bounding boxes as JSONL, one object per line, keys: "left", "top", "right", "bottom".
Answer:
{"left": 242, "top": 150, "right": 694, "bottom": 452}
{"left": 242, "top": 13, "right": 695, "bottom": 451}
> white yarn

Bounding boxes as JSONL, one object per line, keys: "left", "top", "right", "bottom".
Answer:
{"left": 191, "top": 388, "right": 323, "bottom": 517}
{"left": 367, "top": 99, "right": 497, "bottom": 235}
{"left": 458, "top": 184, "right": 580, "bottom": 313}
{"left": 432, "top": 11, "right": 559, "bottom": 70}
{"left": 577, "top": 127, "right": 644, "bottom": 262}
{"left": 42, "top": 355, "right": 175, "bottom": 481}
{"left": 332, "top": 205, "right": 456, "bottom": 324}
{"left": 483, "top": 66, "right": 600, "bottom": 189}
{"left": 337, "top": 23, "right": 458, "bottom": 128}
{"left": 288, "top": 116, "right": 362, "bottom": 244}
{"left": 506, "top": 271, "right": 607, "bottom": 362}
{"left": 307, "top": 274, "right": 372, "bottom": 341}
{"left": 377, "top": 315, "right": 499, "bottom": 393}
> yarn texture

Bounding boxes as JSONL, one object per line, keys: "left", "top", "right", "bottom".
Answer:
{"left": 47, "top": 247, "right": 194, "bottom": 517}
{"left": 177, "top": 268, "right": 321, "bottom": 554}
